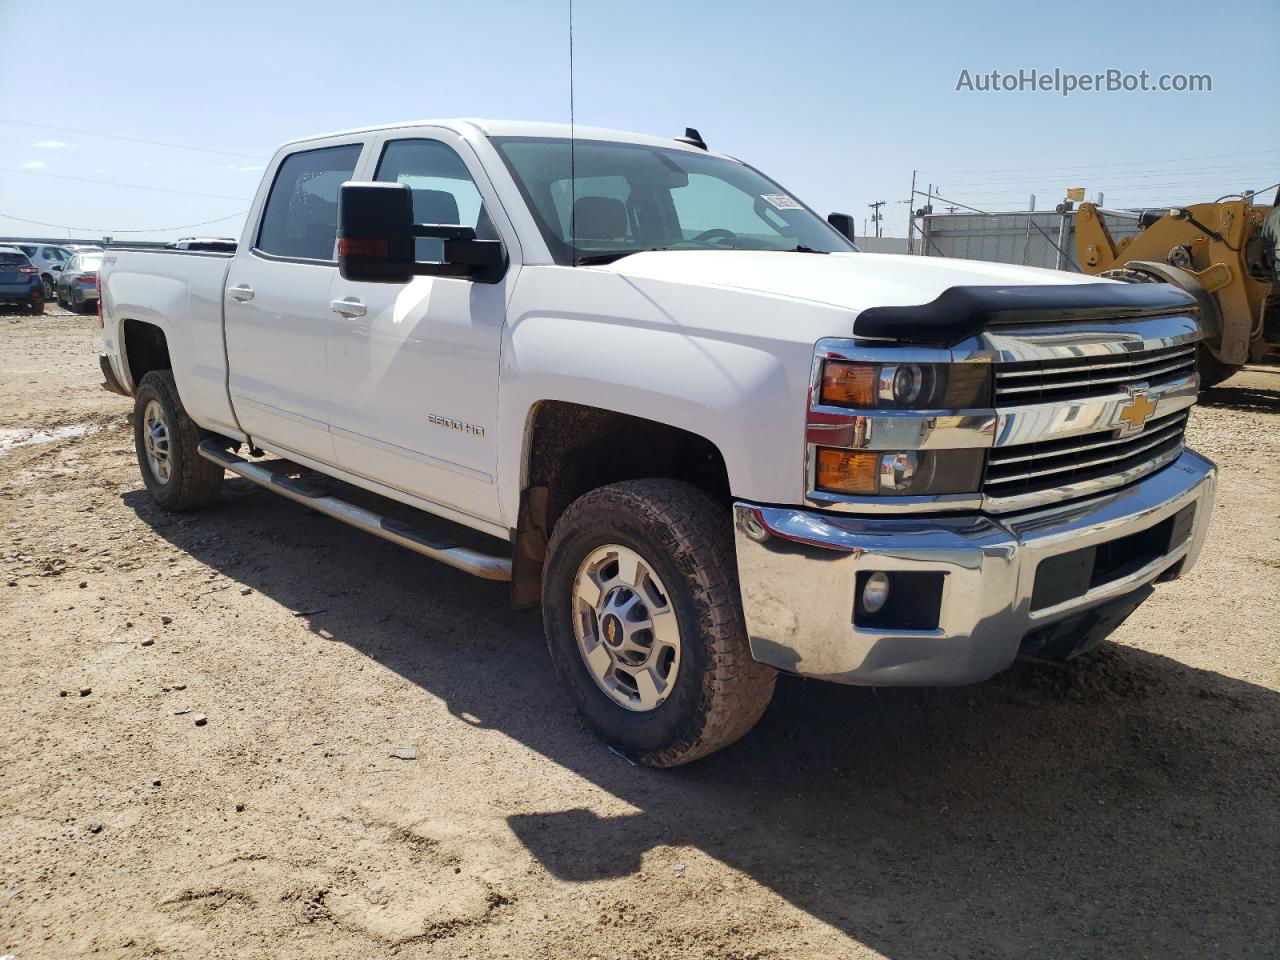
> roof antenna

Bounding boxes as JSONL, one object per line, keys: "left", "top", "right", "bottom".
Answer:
{"left": 675, "top": 127, "right": 707, "bottom": 150}
{"left": 568, "top": 0, "right": 577, "bottom": 265}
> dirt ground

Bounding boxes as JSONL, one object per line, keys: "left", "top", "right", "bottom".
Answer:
{"left": 1, "top": 305, "right": 1276, "bottom": 960}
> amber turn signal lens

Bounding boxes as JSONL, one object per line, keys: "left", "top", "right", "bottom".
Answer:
{"left": 338, "top": 236, "right": 389, "bottom": 258}
{"left": 820, "top": 361, "right": 877, "bottom": 407}
{"left": 815, "top": 448, "right": 879, "bottom": 494}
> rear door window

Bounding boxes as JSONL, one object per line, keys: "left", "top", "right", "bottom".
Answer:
{"left": 256, "top": 143, "right": 363, "bottom": 261}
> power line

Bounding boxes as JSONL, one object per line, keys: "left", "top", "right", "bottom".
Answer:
{"left": 917, "top": 147, "right": 1280, "bottom": 176}
{"left": 0, "top": 118, "right": 268, "bottom": 160}
{"left": 3, "top": 167, "right": 249, "bottom": 201}
{"left": 0, "top": 210, "right": 246, "bottom": 234}
{"left": 936, "top": 164, "right": 1278, "bottom": 188}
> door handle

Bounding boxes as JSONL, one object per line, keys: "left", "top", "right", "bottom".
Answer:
{"left": 227, "top": 284, "right": 254, "bottom": 302}
{"left": 330, "top": 297, "right": 367, "bottom": 318}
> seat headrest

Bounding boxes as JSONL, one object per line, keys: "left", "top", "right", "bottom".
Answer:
{"left": 573, "top": 196, "right": 627, "bottom": 241}
{"left": 414, "top": 189, "right": 460, "bottom": 225}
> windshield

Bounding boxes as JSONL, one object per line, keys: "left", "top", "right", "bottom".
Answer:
{"left": 79, "top": 255, "right": 104, "bottom": 271}
{"left": 491, "top": 137, "right": 857, "bottom": 265}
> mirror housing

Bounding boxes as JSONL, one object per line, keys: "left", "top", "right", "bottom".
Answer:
{"left": 827, "top": 212, "right": 856, "bottom": 242}
{"left": 337, "top": 181, "right": 505, "bottom": 284}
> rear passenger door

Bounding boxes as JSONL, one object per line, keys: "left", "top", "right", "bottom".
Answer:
{"left": 223, "top": 138, "right": 366, "bottom": 465}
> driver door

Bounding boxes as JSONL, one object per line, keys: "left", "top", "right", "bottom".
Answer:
{"left": 325, "top": 130, "right": 516, "bottom": 527}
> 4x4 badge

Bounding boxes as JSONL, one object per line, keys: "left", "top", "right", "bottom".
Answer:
{"left": 1117, "top": 386, "right": 1157, "bottom": 432}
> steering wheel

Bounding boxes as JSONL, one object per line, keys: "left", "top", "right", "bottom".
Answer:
{"left": 691, "top": 228, "right": 738, "bottom": 244}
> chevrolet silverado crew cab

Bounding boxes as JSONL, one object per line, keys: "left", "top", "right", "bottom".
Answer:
{"left": 98, "top": 119, "right": 1216, "bottom": 766}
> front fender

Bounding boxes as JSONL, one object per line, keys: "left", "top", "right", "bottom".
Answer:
{"left": 497, "top": 267, "right": 837, "bottom": 523}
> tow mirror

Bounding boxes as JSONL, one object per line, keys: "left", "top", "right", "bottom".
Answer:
{"left": 827, "top": 212, "right": 856, "bottom": 242}
{"left": 337, "top": 181, "right": 505, "bottom": 284}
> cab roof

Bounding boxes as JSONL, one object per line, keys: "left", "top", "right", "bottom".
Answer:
{"left": 277, "top": 119, "right": 731, "bottom": 159}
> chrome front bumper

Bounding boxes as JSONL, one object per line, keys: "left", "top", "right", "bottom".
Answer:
{"left": 733, "top": 449, "right": 1216, "bottom": 686}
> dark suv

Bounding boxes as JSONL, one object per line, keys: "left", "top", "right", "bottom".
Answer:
{"left": 0, "top": 247, "right": 45, "bottom": 314}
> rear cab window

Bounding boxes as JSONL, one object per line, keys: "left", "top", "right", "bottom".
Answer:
{"left": 255, "top": 143, "right": 363, "bottom": 262}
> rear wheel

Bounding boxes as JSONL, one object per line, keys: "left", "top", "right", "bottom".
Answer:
{"left": 542, "top": 479, "right": 776, "bottom": 767}
{"left": 132, "top": 370, "right": 224, "bottom": 511}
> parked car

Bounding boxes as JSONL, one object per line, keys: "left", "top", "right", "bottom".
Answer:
{"left": 98, "top": 119, "right": 1215, "bottom": 766}
{"left": 13, "top": 242, "right": 72, "bottom": 298}
{"left": 56, "top": 250, "right": 103, "bottom": 312}
{"left": 64, "top": 243, "right": 105, "bottom": 253}
{"left": 0, "top": 246, "right": 45, "bottom": 313}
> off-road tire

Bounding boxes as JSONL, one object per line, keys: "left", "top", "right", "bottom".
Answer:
{"left": 1195, "top": 349, "right": 1240, "bottom": 389}
{"left": 1100, "top": 266, "right": 1241, "bottom": 387}
{"left": 132, "top": 370, "right": 224, "bottom": 511}
{"left": 542, "top": 479, "right": 776, "bottom": 767}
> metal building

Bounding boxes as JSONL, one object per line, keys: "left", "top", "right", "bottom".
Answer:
{"left": 914, "top": 209, "right": 1143, "bottom": 272}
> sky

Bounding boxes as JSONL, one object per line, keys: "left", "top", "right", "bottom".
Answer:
{"left": 1, "top": 0, "right": 1277, "bottom": 243}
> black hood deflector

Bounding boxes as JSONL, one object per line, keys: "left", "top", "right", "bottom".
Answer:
{"left": 853, "top": 282, "right": 1198, "bottom": 346}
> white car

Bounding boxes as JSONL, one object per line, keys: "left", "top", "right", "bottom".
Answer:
{"left": 13, "top": 242, "right": 72, "bottom": 298}
{"left": 98, "top": 119, "right": 1216, "bottom": 765}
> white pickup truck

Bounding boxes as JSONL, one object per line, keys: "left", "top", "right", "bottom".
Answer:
{"left": 99, "top": 119, "right": 1216, "bottom": 765}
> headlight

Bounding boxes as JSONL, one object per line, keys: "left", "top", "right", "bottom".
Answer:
{"left": 815, "top": 447, "right": 985, "bottom": 496}
{"left": 820, "top": 360, "right": 990, "bottom": 409}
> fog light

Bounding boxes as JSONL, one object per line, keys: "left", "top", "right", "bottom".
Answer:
{"left": 862, "top": 572, "right": 891, "bottom": 614}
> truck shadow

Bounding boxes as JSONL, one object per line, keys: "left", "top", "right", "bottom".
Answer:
{"left": 1199, "top": 365, "right": 1280, "bottom": 413}
{"left": 126, "top": 480, "right": 1279, "bottom": 958}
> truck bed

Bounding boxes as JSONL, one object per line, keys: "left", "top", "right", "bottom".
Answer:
{"left": 100, "top": 247, "right": 240, "bottom": 440}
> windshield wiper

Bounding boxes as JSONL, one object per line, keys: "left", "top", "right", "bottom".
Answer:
{"left": 574, "top": 249, "right": 660, "bottom": 266}
{"left": 789, "top": 245, "right": 828, "bottom": 254}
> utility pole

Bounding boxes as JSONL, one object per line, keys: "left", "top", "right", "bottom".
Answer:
{"left": 868, "top": 200, "right": 886, "bottom": 238}
{"left": 901, "top": 171, "right": 921, "bottom": 256}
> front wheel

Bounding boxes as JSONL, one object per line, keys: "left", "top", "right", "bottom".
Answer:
{"left": 542, "top": 479, "right": 776, "bottom": 767}
{"left": 132, "top": 370, "right": 224, "bottom": 510}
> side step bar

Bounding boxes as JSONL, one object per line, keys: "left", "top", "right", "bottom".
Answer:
{"left": 197, "top": 441, "right": 512, "bottom": 581}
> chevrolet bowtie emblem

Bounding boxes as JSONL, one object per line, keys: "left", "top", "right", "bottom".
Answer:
{"left": 1117, "top": 387, "right": 1157, "bottom": 432}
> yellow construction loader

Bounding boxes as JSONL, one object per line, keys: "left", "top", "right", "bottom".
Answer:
{"left": 1075, "top": 194, "right": 1279, "bottom": 386}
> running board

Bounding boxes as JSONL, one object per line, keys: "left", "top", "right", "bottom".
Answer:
{"left": 197, "top": 441, "right": 512, "bottom": 581}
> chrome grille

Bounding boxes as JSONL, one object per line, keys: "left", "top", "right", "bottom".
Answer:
{"left": 984, "top": 410, "right": 1188, "bottom": 502}
{"left": 994, "top": 343, "right": 1197, "bottom": 407}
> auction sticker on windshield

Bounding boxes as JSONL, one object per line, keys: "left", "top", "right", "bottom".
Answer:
{"left": 761, "top": 193, "right": 802, "bottom": 210}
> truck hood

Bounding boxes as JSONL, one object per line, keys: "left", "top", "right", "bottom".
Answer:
{"left": 593, "top": 250, "right": 1100, "bottom": 316}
